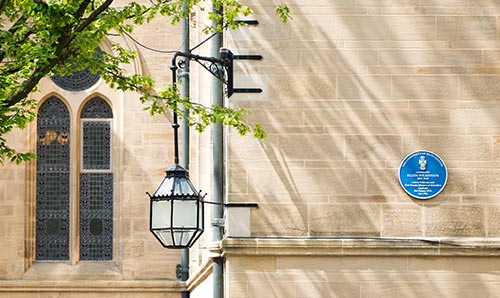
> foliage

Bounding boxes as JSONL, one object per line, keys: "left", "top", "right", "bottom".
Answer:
{"left": 276, "top": 4, "right": 291, "bottom": 23}
{"left": 150, "top": 84, "right": 267, "bottom": 139}
{"left": 0, "top": 0, "right": 288, "bottom": 164}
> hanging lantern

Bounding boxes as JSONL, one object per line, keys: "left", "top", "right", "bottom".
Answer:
{"left": 149, "top": 165, "right": 204, "bottom": 248}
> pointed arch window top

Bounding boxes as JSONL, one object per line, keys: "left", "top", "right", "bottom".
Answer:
{"left": 81, "top": 97, "right": 113, "bottom": 119}
{"left": 38, "top": 97, "right": 70, "bottom": 120}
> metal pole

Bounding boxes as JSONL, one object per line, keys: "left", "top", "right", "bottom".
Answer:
{"left": 180, "top": 1, "right": 190, "bottom": 181}
{"left": 212, "top": 3, "right": 224, "bottom": 298}
{"left": 180, "top": 0, "right": 191, "bottom": 297}
{"left": 170, "top": 63, "right": 179, "bottom": 165}
{"left": 212, "top": 1, "right": 224, "bottom": 246}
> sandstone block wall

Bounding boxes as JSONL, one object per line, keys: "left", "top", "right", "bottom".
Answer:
{"left": 0, "top": 5, "right": 185, "bottom": 296}
{"left": 227, "top": 0, "right": 500, "bottom": 239}
{"left": 220, "top": 0, "right": 500, "bottom": 297}
{"left": 228, "top": 255, "right": 500, "bottom": 298}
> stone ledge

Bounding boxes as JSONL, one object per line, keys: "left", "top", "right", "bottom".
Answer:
{"left": 220, "top": 237, "right": 500, "bottom": 257}
{"left": 0, "top": 280, "right": 185, "bottom": 292}
{"left": 24, "top": 262, "right": 122, "bottom": 280}
{"left": 186, "top": 255, "right": 213, "bottom": 292}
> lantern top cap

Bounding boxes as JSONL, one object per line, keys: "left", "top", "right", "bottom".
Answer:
{"left": 165, "top": 164, "right": 189, "bottom": 178}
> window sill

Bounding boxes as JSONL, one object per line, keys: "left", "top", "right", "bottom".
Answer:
{"left": 0, "top": 279, "right": 185, "bottom": 293}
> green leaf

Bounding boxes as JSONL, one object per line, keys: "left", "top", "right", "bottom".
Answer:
{"left": 276, "top": 4, "right": 291, "bottom": 23}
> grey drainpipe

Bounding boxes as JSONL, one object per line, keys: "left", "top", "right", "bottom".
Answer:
{"left": 212, "top": 3, "right": 224, "bottom": 298}
{"left": 180, "top": 1, "right": 190, "bottom": 297}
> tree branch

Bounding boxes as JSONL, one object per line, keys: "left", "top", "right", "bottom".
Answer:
{"left": 4, "top": 65, "right": 52, "bottom": 107}
{"left": 0, "top": 0, "right": 6, "bottom": 13}
{"left": 75, "top": 0, "right": 114, "bottom": 33}
{"left": 4, "top": 22, "right": 80, "bottom": 107}
{"left": 0, "top": 14, "right": 30, "bottom": 63}
{"left": 0, "top": 65, "right": 23, "bottom": 75}
{"left": 3, "top": 0, "right": 113, "bottom": 107}
{"left": 75, "top": 0, "right": 93, "bottom": 19}
{"left": 4, "top": 40, "right": 81, "bottom": 106}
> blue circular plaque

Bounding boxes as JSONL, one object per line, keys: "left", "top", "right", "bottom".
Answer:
{"left": 398, "top": 150, "right": 447, "bottom": 200}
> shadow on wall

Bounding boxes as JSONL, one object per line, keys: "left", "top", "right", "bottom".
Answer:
{"left": 229, "top": 255, "right": 500, "bottom": 298}
{"left": 120, "top": 103, "right": 184, "bottom": 281}
{"left": 225, "top": 0, "right": 500, "bottom": 297}
{"left": 227, "top": 0, "right": 500, "bottom": 243}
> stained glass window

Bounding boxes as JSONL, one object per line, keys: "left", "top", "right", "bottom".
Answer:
{"left": 80, "top": 173, "right": 113, "bottom": 260}
{"left": 36, "top": 94, "right": 114, "bottom": 262}
{"left": 82, "top": 121, "right": 111, "bottom": 170}
{"left": 51, "top": 68, "right": 100, "bottom": 91}
{"left": 36, "top": 97, "right": 70, "bottom": 260}
{"left": 51, "top": 49, "right": 102, "bottom": 92}
{"left": 80, "top": 97, "right": 113, "bottom": 261}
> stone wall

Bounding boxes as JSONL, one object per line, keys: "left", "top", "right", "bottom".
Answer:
{"left": 220, "top": 0, "right": 500, "bottom": 297}
{"left": 218, "top": 238, "right": 500, "bottom": 297}
{"left": 227, "top": 0, "right": 500, "bottom": 239}
{"left": 0, "top": 4, "right": 185, "bottom": 297}
{"left": 227, "top": 253, "right": 500, "bottom": 298}
{"left": 4, "top": 0, "right": 500, "bottom": 297}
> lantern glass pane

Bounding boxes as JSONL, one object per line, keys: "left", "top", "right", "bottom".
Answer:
{"left": 173, "top": 200, "right": 198, "bottom": 228}
{"left": 173, "top": 230, "right": 195, "bottom": 247}
{"left": 151, "top": 200, "right": 172, "bottom": 229}
{"left": 173, "top": 177, "right": 196, "bottom": 196}
{"left": 198, "top": 201, "right": 203, "bottom": 227}
{"left": 154, "top": 230, "right": 174, "bottom": 246}
{"left": 155, "top": 177, "right": 174, "bottom": 197}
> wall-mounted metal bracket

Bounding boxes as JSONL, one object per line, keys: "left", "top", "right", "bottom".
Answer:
{"left": 172, "top": 49, "right": 264, "bottom": 98}
{"left": 232, "top": 88, "right": 263, "bottom": 94}
{"left": 236, "top": 20, "right": 259, "bottom": 25}
{"left": 176, "top": 264, "right": 189, "bottom": 280}
{"left": 172, "top": 50, "right": 232, "bottom": 88}
{"left": 203, "top": 200, "right": 259, "bottom": 209}
{"left": 225, "top": 52, "right": 264, "bottom": 98}
{"left": 212, "top": 218, "right": 225, "bottom": 227}
{"left": 225, "top": 202, "right": 259, "bottom": 208}
{"left": 233, "top": 55, "right": 263, "bottom": 60}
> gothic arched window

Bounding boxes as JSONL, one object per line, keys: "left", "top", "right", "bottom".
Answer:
{"left": 35, "top": 96, "right": 114, "bottom": 262}
{"left": 36, "top": 97, "right": 71, "bottom": 260}
{"left": 79, "top": 96, "right": 113, "bottom": 261}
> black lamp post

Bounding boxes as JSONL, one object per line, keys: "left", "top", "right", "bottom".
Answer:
{"left": 147, "top": 106, "right": 204, "bottom": 248}
{"left": 147, "top": 53, "right": 207, "bottom": 249}
{"left": 148, "top": 49, "right": 261, "bottom": 249}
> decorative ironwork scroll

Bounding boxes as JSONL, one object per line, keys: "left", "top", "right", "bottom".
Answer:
{"left": 36, "top": 97, "right": 70, "bottom": 260}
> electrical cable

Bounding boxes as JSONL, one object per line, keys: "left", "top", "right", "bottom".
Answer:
{"left": 122, "top": 32, "right": 179, "bottom": 53}
{"left": 105, "top": 10, "right": 231, "bottom": 55}
{"left": 119, "top": 29, "right": 220, "bottom": 56}
{"left": 108, "top": 21, "right": 227, "bottom": 56}
{"left": 189, "top": 31, "right": 218, "bottom": 52}
{"left": 190, "top": 22, "right": 231, "bottom": 52}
